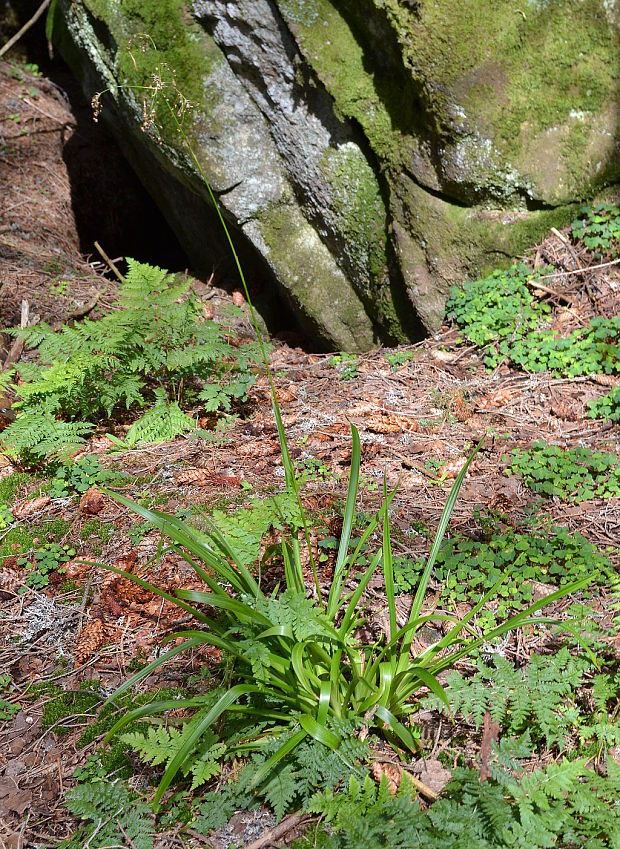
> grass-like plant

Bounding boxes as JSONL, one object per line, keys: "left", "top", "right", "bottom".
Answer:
{"left": 100, "top": 438, "right": 589, "bottom": 811}
{"left": 91, "top": 51, "right": 591, "bottom": 813}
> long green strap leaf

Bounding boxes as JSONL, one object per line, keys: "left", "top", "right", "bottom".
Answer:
{"left": 327, "top": 424, "right": 361, "bottom": 618}
{"left": 154, "top": 684, "right": 261, "bottom": 810}
{"left": 375, "top": 705, "right": 421, "bottom": 753}
{"left": 104, "top": 697, "right": 209, "bottom": 745}
{"left": 401, "top": 439, "right": 484, "bottom": 663}
{"left": 382, "top": 478, "right": 397, "bottom": 645}
{"left": 250, "top": 728, "right": 308, "bottom": 789}
{"left": 103, "top": 637, "right": 204, "bottom": 707}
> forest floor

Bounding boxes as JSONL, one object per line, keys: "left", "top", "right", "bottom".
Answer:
{"left": 0, "top": 59, "right": 618, "bottom": 849}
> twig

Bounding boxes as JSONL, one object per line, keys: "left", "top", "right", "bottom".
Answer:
{"left": 405, "top": 773, "right": 440, "bottom": 802}
{"left": 50, "top": 293, "right": 101, "bottom": 330}
{"left": 2, "top": 299, "right": 37, "bottom": 370}
{"left": 538, "top": 257, "right": 620, "bottom": 279}
{"left": 526, "top": 278, "right": 571, "bottom": 301}
{"left": 21, "top": 96, "right": 71, "bottom": 126}
{"left": 241, "top": 812, "right": 307, "bottom": 849}
{"left": 0, "top": 198, "right": 29, "bottom": 217}
{"left": 68, "top": 293, "right": 100, "bottom": 320}
{"left": 0, "top": 0, "right": 51, "bottom": 58}
{"left": 94, "top": 240, "right": 125, "bottom": 283}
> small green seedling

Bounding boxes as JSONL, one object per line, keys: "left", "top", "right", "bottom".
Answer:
{"left": 447, "top": 264, "right": 619, "bottom": 375}
{"left": 571, "top": 200, "right": 620, "bottom": 259}
{"left": 587, "top": 387, "right": 620, "bottom": 422}
{"left": 0, "top": 505, "right": 14, "bottom": 531}
{"left": 328, "top": 352, "right": 359, "bottom": 380}
{"left": 385, "top": 351, "right": 415, "bottom": 370}
{"left": 18, "top": 542, "right": 76, "bottom": 591}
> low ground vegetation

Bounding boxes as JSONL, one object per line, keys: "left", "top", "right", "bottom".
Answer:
{"left": 0, "top": 58, "right": 618, "bottom": 849}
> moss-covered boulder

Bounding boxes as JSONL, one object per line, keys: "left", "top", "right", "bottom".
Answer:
{"left": 51, "top": 0, "right": 619, "bottom": 348}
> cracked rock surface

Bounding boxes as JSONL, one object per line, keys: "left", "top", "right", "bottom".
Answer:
{"left": 51, "top": 0, "right": 619, "bottom": 348}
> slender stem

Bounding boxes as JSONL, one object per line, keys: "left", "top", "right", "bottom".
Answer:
{"left": 167, "top": 103, "right": 321, "bottom": 599}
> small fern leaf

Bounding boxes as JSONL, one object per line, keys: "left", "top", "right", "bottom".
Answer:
{"left": 190, "top": 743, "right": 225, "bottom": 790}
{"left": 125, "top": 397, "right": 196, "bottom": 446}
{"left": 261, "top": 763, "right": 298, "bottom": 823}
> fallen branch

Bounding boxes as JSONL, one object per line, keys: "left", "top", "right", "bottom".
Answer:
{"left": 241, "top": 812, "right": 308, "bottom": 849}
{"left": 538, "top": 257, "right": 620, "bottom": 279}
{"left": 2, "top": 299, "right": 39, "bottom": 371}
{"left": 526, "top": 278, "right": 571, "bottom": 302}
{"left": 0, "top": 0, "right": 51, "bottom": 58}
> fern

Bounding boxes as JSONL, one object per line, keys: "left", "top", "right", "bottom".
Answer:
{"left": 423, "top": 648, "right": 595, "bottom": 749}
{"left": 0, "top": 369, "right": 14, "bottom": 396}
{"left": 60, "top": 780, "right": 154, "bottom": 849}
{"left": 0, "top": 402, "right": 94, "bottom": 461}
{"left": 1, "top": 258, "right": 262, "bottom": 461}
{"left": 262, "top": 763, "right": 299, "bottom": 822}
{"left": 121, "top": 700, "right": 226, "bottom": 792}
{"left": 124, "top": 391, "right": 197, "bottom": 447}
{"left": 201, "top": 490, "right": 303, "bottom": 567}
{"left": 303, "top": 761, "right": 620, "bottom": 849}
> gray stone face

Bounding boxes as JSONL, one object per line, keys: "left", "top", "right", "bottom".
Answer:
{"left": 51, "top": 0, "right": 619, "bottom": 350}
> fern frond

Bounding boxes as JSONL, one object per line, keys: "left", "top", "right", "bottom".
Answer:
{"left": 64, "top": 780, "right": 154, "bottom": 849}
{"left": 0, "top": 369, "right": 15, "bottom": 396}
{"left": 1, "top": 409, "right": 93, "bottom": 460}
{"left": 125, "top": 393, "right": 196, "bottom": 446}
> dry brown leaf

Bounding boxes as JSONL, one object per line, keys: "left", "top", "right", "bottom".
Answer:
{"left": 63, "top": 558, "right": 90, "bottom": 580}
{"left": 325, "top": 422, "right": 350, "bottom": 435}
{"left": 276, "top": 385, "right": 298, "bottom": 403}
{"left": 202, "top": 303, "right": 215, "bottom": 321}
{"left": 412, "top": 758, "right": 452, "bottom": 795}
{"left": 450, "top": 392, "right": 471, "bottom": 422}
{"left": 174, "top": 469, "right": 242, "bottom": 487}
{"left": 367, "top": 413, "right": 418, "bottom": 434}
{"left": 102, "top": 550, "right": 138, "bottom": 591}
{"left": 0, "top": 569, "right": 20, "bottom": 594}
{"left": 74, "top": 618, "right": 109, "bottom": 664}
{"left": 551, "top": 400, "right": 578, "bottom": 421}
{"left": 371, "top": 762, "right": 402, "bottom": 795}
{"left": 80, "top": 487, "right": 105, "bottom": 515}
{"left": 430, "top": 349, "right": 458, "bottom": 364}
{"left": 232, "top": 290, "right": 245, "bottom": 307}
{"left": 12, "top": 495, "right": 51, "bottom": 520}
{"left": 477, "top": 389, "right": 513, "bottom": 410}
{"left": 103, "top": 571, "right": 152, "bottom": 608}
{"left": 73, "top": 437, "right": 113, "bottom": 460}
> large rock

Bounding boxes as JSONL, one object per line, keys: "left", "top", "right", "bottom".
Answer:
{"left": 50, "top": 0, "right": 619, "bottom": 349}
